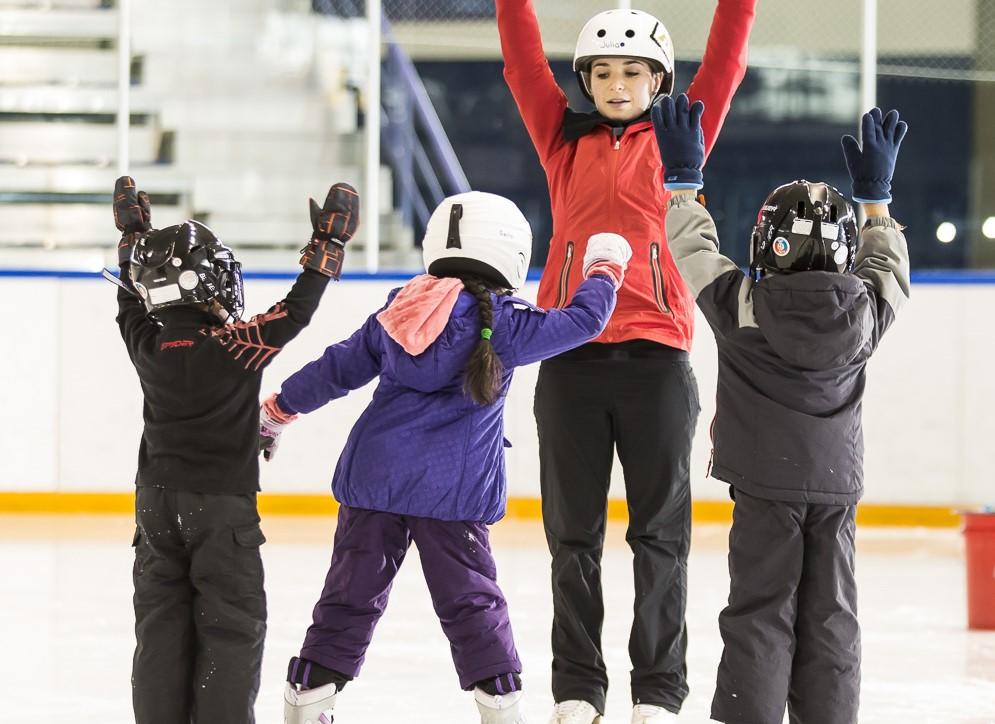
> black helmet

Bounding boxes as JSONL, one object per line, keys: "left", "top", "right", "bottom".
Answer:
{"left": 750, "top": 181, "right": 858, "bottom": 279}
{"left": 129, "top": 220, "right": 244, "bottom": 321}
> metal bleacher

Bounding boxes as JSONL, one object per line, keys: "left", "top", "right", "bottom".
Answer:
{"left": 0, "top": 0, "right": 417, "bottom": 269}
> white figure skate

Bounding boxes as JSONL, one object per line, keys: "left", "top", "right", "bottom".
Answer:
{"left": 631, "top": 703, "right": 678, "bottom": 722}
{"left": 474, "top": 688, "right": 527, "bottom": 723}
{"left": 548, "top": 700, "right": 602, "bottom": 724}
{"left": 284, "top": 681, "right": 337, "bottom": 724}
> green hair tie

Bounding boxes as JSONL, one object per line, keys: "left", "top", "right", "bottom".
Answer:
{"left": 480, "top": 327, "right": 493, "bottom": 341}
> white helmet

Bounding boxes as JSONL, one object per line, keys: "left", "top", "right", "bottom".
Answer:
{"left": 573, "top": 9, "right": 675, "bottom": 102}
{"left": 422, "top": 191, "right": 532, "bottom": 291}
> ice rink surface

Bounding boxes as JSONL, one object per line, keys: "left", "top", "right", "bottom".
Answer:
{"left": 1, "top": 514, "right": 993, "bottom": 723}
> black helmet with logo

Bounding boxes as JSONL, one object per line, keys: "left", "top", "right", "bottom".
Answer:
{"left": 750, "top": 181, "right": 858, "bottom": 280}
{"left": 129, "top": 220, "right": 244, "bottom": 321}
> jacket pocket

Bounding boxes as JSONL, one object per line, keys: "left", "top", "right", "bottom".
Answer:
{"left": 553, "top": 241, "right": 575, "bottom": 308}
{"left": 650, "top": 243, "right": 672, "bottom": 315}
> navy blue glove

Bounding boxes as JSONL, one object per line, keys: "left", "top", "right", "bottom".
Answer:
{"left": 651, "top": 94, "right": 705, "bottom": 191}
{"left": 841, "top": 108, "right": 908, "bottom": 204}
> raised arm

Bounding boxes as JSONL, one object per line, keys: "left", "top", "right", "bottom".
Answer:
{"left": 684, "top": 0, "right": 757, "bottom": 160}
{"left": 842, "top": 109, "right": 911, "bottom": 346}
{"left": 112, "top": 176, "right": 156, "bottom": 355}
{"left": 496, "top": 0, "right": 569, "bottom": 164}
{"left": 505, "top": 235, "right": 629, "bottom": 367}
{"left": 505, "top": 275, "right": 616, "bottom": 367}
{"left": 217, "top": 183, "right": 360, "bottom": 371}
{"left": 665, "top": 195, "right": 753, "bottom": 338}
{"left": 654, "top": 95, "right": 752, "bottom": 338}
{"left": 853, "top": 214, "right": 910, "bottom": 348}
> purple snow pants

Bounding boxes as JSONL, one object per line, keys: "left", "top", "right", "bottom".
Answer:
{"left": 300, "top": 505, "right": 522, "bottom": 690}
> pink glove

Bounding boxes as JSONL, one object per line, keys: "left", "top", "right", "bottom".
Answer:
{"left": 583, "top": 233, "right": 632, "bottom": 290}
{"left": 258, "top": 394, "right": 298, "bottom": 462}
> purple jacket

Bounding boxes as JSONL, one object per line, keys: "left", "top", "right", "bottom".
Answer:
{"left": 277, "top": 274, "right": 617, "bottom": 523}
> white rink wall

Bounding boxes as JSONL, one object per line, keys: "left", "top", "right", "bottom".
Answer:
{"left": 1, "top": 273, "right": 992, "bottom": 506}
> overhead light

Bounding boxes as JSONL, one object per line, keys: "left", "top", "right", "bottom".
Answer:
{"left": 983, "top": 217, "right": 995, "bottom": 240}
{"left": 936, "top": 222, "right": 957, "bottom": 244}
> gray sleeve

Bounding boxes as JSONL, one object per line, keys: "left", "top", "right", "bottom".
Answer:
{"left": 853, "top": 216, "right": 910, "bottom": 347}
{"left": 666, "top": 196, "right": 756, "bottom": 337}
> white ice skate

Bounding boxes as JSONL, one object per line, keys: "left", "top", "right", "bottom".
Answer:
{"left": 474, "top": 688, "right": 527, "bottom": 723}
{"left": 547, "top": 700, "right": 602, "bottom": 724}
{"left": 284, "top": 681, "right": 337, "bottom": 724}
{"left": 630, "top": 704, "right": 678, "bottom": 722}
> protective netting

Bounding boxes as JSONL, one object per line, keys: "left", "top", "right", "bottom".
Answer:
{"left": 309, "top": 0, "right": 995, "bottom": 85}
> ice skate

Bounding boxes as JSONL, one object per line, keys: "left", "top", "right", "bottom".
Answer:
{"left": 548, "top": 699, "right": 602, "bottom": 724}
{"left": 474, "top": 687, "right": 527, "bottom": 723}
{"left": 631, "top": 704, "right": 678, "bottom": 722}
{"left": 284, "top": 681, "right": 337, "bottom": 724}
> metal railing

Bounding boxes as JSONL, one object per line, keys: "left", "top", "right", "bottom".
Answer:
{"left": 381, "top": 18, "right": 470, "bottom": 239}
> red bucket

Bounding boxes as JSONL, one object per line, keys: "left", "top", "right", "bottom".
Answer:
{"left": 963, "top": 511, "right": 995, "bottom": 630}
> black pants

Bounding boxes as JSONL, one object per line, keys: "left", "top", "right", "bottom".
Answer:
{"left": 132, "top": 487, "right": 267, "bottom": 724}
{"left": 534, "top": 346, "right": 700, "bottom": 714}
{"left": 711, "top": 490, "right": 860, "bottom": 724}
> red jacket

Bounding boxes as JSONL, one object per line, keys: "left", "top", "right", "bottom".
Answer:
{"left": 497, "top": 0, "right": 756, "bottom": 350}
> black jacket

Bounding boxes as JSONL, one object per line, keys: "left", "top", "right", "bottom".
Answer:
{"left": 665, "top": 197, "right": 910, "bottom": 504}
{"left": 117, "top": 268, "right": 330, "bottom": 494}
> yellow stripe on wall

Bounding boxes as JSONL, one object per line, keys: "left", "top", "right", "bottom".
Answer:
{"left": 0, "top": 492, "right": 136, "bottom": 514}
{"left": 0, "top": 492, "right": 966, "bottom": 528}
{"left": 855, "top": 504, "right": 961, "bottom": 528}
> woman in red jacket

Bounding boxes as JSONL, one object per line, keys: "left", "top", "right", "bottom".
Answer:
{"left": 495, "top": 2, "right": 757, "bottom": 722}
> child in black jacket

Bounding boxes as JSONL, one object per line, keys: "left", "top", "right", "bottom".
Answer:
{"left": 652, "top": 98, "right": 909, "bottom": 724}
{"left": 112, "top": 176, "right": 358, "bottom": 724}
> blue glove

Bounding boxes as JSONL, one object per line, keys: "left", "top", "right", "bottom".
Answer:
{"left": 651, "top": 94, "right": 705, "bottom": 191}
{"left": 841, "top": 108, "right": 908, "bottom": 204}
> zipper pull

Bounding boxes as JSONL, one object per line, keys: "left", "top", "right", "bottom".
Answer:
{"left": 612, "top": 126, "right": 623, "bottom": 151}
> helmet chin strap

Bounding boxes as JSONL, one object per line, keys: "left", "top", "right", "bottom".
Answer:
{"left": 651, "top": 72, "right": 664, "bottom": 97}
{"left": 209, "top": 300, "right": 231, "bottom": 323}
{"left": 579, "top": 70, "right": 593, "bottom": 99}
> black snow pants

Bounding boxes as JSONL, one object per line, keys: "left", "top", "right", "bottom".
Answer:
{"left": 132, "top": 487, "right": 267, "bottom": 724}
{"left": 711, "top": 489, "right": 860, "bottom": 724}
{"left": 534, "top": 343, "right": 700, "bottom": 715}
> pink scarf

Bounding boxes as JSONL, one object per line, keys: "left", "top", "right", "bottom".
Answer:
{"left": 376, "top": 274, "right": 465, "bottom": 355}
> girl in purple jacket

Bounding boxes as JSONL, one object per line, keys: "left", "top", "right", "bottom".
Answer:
{"left": 260, "top": 191, "right": 631, "bottom": 724}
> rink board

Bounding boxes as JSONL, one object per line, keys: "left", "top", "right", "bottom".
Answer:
{"left": 0, "top": 270, "right": 991, "bottom": 514}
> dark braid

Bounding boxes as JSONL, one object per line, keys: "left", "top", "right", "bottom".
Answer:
{"left": 460, "top": 276, "right": 505, "bottom": 405}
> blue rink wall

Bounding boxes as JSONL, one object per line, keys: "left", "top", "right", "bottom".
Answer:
{"left": 0, "top": 269, "right": 991, "bottom": 518}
